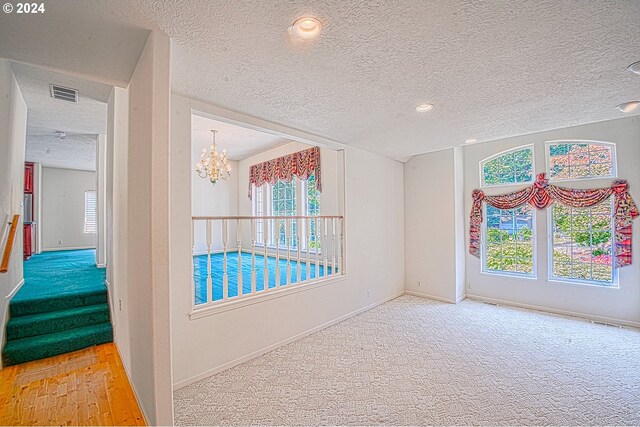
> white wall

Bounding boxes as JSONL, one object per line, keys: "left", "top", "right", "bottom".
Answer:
{"left": 404, "top": 148, "right": 465, "bottom": 303}
{"left": 0, "top": 59, "right": 27, "bottom": 358}
{"left": 106, "top": 85, "right": 131, "bottom": 372}
{"left": 123, "top": 31, "right": 174, "bottom": 425}
{"left": 170, "top": 94, "right": 405, "bottom": 388}
{"left": 191, "top": 125, "right": 239, "bottom": 253}
{"left": 463, "top": 116, "right": 640, "bottom": 326}
{"left": 96, "top": 134, "right": 107, "bottom": 266}
{"left": 41, "top": 167, "right": 96, "bottom": 251}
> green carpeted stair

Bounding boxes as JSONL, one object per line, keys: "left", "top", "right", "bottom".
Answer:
{"left": 2, "top": 250, "right": 113, "bottom": 367}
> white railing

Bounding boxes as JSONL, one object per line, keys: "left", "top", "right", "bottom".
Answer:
{"left": 191, "top": 215, "right": 344, "bottom": 309}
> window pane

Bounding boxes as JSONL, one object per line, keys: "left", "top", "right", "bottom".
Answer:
{"left": 481, "top": 146, "right": 533, "bottom": 187}
{"left": 548, "top": 142, "right": 615, "bottom": 180}
{"left": 483, "top": 204, "right": 534, "bottom": 277}
{"left": 271, "top": 179, "right": 297, "bottom": 247}
{"left": 550, "top": 201, "right": 614, "bottom": 285}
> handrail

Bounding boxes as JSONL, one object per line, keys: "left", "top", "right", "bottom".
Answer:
{"left": 193, "top": 215, "right": 343, "bottom": 220}
{"left": 0, "top": 214, "right": 20, "bottom": 273}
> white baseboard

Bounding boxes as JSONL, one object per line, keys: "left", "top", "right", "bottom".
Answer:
{"left": 42, "top": 246, "right": 96, "bottom": 252}
{"left": 466, "top": 294, "right": 640, "bottom": 329}
{"left": 405, "top": 290, "right": 461, "bottom": 304}
{"left": 5, "top": 278, "right": 25, "bottom": 300}
{"left": 173, "top": 290, "right": 405, "bottom": 390}
{"left": 96, "top": 263, "right": 106, "bottom": 268}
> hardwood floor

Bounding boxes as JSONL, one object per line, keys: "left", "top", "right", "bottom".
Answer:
{"left": 0, "top": 343, "right": 145, "bottom": 426}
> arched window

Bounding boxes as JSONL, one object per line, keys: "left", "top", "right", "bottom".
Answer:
{"left": 480, "top": 145, "right": 534, "bottom": 187}
{"left": 546, "top": 141, "right": 616, "bottom": 180}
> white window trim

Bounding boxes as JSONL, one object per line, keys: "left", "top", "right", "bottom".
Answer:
{"left": 480, "top": 202, "right": 537, "bottom": 279}
{"left": 83, "top": 190, "right": 97, "bottom": 234}
{"left": 546, "top": 200, "right": 619, "bottom": 288}
{"left": 545, "top": 140, "right": 617, "bottom": 183}
{"left": 479, "top": 144, "right": 535, "bottom": 188}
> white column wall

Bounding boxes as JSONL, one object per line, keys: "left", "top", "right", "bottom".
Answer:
{"left": 0, "top": 59, "right": 27, "bottom": 359}
{"left": 123, "top": 31, "right": 174, "bottom": 425}
{"left": 96, "top": 134, "right": 107, "bottom": 267}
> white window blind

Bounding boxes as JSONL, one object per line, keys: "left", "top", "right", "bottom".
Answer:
{"left": 84, "top": 190, "right": 97, "bottom": 234}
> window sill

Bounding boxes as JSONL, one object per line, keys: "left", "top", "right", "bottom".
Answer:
{"left": 189, "top": 273, "right": 348, "bottom": 319}
{"left": 480, "top": 269, "right": 537, "bottom": 280}
{"left": 546, "top": 277, "right": 619, "bottom": 289}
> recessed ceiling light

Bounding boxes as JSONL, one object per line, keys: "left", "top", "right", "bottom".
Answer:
{"left": 415, "top": 103, "right": 434, "bottom": 112}
{"left": 291, "top": 17, "right": 322, "bottom": 39}
{"left": 627, "top": 61, "right": 640, "bottom": 75}
{"left": 464, "top": 138, "right": 478, "bottom": 144}
{"left": 616, "top": 101, "right": 640, "bottom": 113}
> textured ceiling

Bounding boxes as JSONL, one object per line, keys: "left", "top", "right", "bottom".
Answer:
{"left": 0, "top": 1, "right": 149, "bottom": 86}
{"left": 12, "top": 62, "right": 109, "bottom": 135}
{"left": 11, "top": 62, "right": 106, "bottom": 171}
{"left": 192, "top": 115, "right": 289, "bottom": 161}
{"left": 2, "top": 1, "right": 640, "bottom": 160}
{"left": 26, "top": 127, "right": 97, "bottom": 171}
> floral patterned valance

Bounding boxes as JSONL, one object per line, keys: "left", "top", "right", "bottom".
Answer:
{"left": 470, "top": 173, "right": 639, "bottom": 267}
{"left": 248, "top": 146, "right": 322, "bottom": 200}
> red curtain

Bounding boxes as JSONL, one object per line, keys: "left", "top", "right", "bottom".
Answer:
{"left": 248, "top": 146, "right": 322, "bottom": 200}
{"left": 469, "top": 173, "right": 639, "bottom": 267}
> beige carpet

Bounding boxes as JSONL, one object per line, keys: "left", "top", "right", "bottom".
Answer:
{"left": 174, "top": 295, "right": 640, "bottom": 425}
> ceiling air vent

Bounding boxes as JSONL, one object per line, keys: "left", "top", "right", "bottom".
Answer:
{"left": 49, "top": 84, "right": 78, "bottom": 102}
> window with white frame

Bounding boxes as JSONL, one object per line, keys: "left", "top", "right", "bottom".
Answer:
{"left": 480, "top": 146, "right": 536, "bottom": 276}
{"left": 306, "top": 173, "right": 320, "bottom": 248}
{"left": 272, "top": 180, "right": 297, "bottom": 247}
{"left": 481, "top": 145, "right": 534, "bottom": 187}
{"left": 550, "top": 201, "right": 614, "bottom": 285}
{"left": 547, "top": 141, "right": 617, "bottom": 286}
{"left": 547, "top": 141, "right": 616, "bottom": 180}
{"left": 84, "top": 190, "right": 97, "bottom": 234}
{"left": 252, "top": 176, "right": 320, "bottom": 249}
{"left": 253, "top": 185, "right": 265, "bottom": 244}
{"left": 483, "top": 204, "right": 535, "bottom": 276}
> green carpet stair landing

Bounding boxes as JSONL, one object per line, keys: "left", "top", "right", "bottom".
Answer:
{"left": 2, "top": 250, "right": 113, "bottom": 366}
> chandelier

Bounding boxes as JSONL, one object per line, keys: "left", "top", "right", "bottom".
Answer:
{"left": 195, "top": 129, "right": 231, "bottom": 184}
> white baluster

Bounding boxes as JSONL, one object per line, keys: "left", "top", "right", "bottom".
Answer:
{"left": 286, "top": 218, "right": 292, "bottom": 285}
{"left": 332, "top": 217, "right": 337, "bottom": 275}
{"left": 191, "top": 220, "right": 196, "bottom": 308}
{"left": 306, "top": 218, "right": 311, "bottom": 281}
{"left": 323, "top": 218, "right": 329, "bottom": 274}
{"left": 296, "top": 219, "right": 301, "bottom": 284}
{"left": 237, "top": 220, "right": 243, "bottom": 297}
{"left": 340, "top": 217, "right": 344, "bottom": 275}
{"left": 251, "top": 218, "right": 256, "bottom": 294}
{"left": 263, "top": 217, "right": 269, "bottom": 291}
{"left": 206, "top": 220, "right": 213, "bottom": 303}
{"left": 315, "top": 217, "right": 320, "bottom": 279}
{"left": 222, "top": 219, "right": 228, "bottom": 300}
{"left": 275, "top": 218, "right": 280, "bottom": 288}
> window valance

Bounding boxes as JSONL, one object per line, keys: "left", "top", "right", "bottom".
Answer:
{"left": 248, "top": 146, "right": 322, "bottom": 200}
{"left": 469, "top": 173, "right": 639, "bottom": 267}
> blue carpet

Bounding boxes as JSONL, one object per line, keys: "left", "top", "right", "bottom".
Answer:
{"left": 3, "top": 249, "right": 112, "bottom": 366}
{"left": 15, "top": 249, "right": 107, "bottom": 303}
{"left": 194, "top": 251, "right": 335, "bottom": 304}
